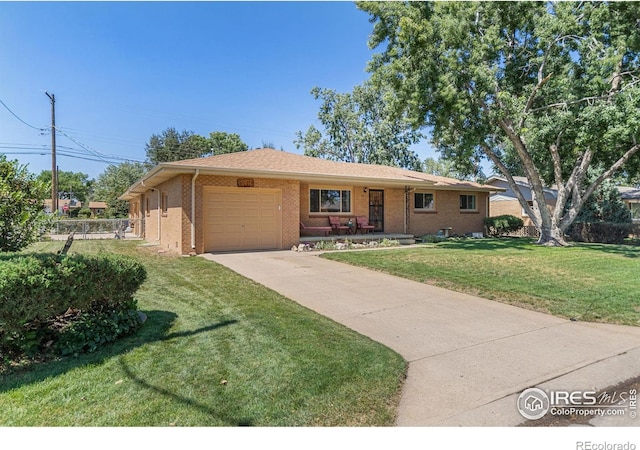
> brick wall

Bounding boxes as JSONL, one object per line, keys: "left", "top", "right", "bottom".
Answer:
{"left": 408, "top": 190, "right": 489, "bottom": 236}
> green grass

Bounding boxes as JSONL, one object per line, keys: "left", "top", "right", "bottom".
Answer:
{"left": 322, "top": 238, "right": 640, "bottom": 326}
{"left": 0, "top": 240, "right": 405, "bottom": 426}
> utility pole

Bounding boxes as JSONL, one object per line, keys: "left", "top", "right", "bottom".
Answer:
{"left": 45, "top": 92, "right": 57, "bottom": 214}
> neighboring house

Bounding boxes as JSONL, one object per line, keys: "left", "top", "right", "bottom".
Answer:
{"left": 88, "top": 201, "right": 108, "bottom": 217}
{"left": 485, "top": 176, "right": 558, "bottom": 226}
{"left": 618, "top": 186, "right": 640, "bottom": 222}
{"left": 486, "top": 175, "right": 640, "bottom": 224}
{"left": 44, "top": 198, "right": 82, "bottom": 215}
{"left": 119, "top": 148, "right": 499, "bottom": 254}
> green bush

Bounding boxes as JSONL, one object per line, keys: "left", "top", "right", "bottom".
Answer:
{"left": 483, "top": 215, "right": 524, "bottom": 237}
{"left": 567, "top": 222, "right": 633, "bottom": 244}
{"left": 0, "top": 253, "right": 146, "bottom": 356}
{"left": 76, "top": 207, "right": 92, "bottom": 219}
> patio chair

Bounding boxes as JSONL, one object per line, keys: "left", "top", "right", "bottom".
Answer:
{"left": 300, "top": 221, "right": 332, "bottom": 236}
{"left": 356, "top": 216, "right": 375, "bottom": 234}
{"left": 328, "top": 216, "right": 350, "bottom": 234}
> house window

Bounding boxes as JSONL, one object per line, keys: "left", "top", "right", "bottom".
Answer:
{"left": 460, "top": 194, "right": 477, "bottom": 211}
{"left": 310, "top": 188, "right": 351, "bottom": 213}
{"left": 145, "top": 198, "right": 150, "bottom": 217}
{"left": 522, "top": 200, "right": 533, "bottom": 217}
{"left": 414, "top": 192, "right": 435, "bottom": 211}
{"left": 630, "top": 202, "right": 640, "bottom": 221}
{"left": 161, "top": 193, "right": 168, "bottom": 214}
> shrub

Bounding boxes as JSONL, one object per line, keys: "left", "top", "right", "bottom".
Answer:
{"left": 483, "top": 215, "right": 524, "bottom": 237}
{"left": 0, "top": 253, "right": 146, "bottom": 356}
{"left": 567, "top": 222, "right": 633, "bottom": 244}
{"left": 0, "top": 156, "right": 51, "bottom": 252}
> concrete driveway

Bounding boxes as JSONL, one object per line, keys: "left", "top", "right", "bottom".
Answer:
{"left": 202, "top": 249, "right": 640, "bottom": 426}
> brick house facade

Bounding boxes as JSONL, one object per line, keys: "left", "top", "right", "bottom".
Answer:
{"left": 122, "top": 149, "right": 498, "bottom": 254}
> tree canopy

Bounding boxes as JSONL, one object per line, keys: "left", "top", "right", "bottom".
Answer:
{"left": 0, "top": 156, "right": 50, "bottom": 252}
{"left": 359, "top": 1, "right": 640, "bottom": 245}
{"left": 92, "top": 162, "right": 147, "bottom": 218}
{"left": 36, "top": 170, "right": 93, "bottom": 204}
{"left": 145, "top": 127, "right": 248, "bottom": 164}
{"left": 295, "top": 82, "right": 424, "bottom": 171}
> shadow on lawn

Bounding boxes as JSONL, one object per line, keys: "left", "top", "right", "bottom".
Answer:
{"left": 435, "top": 237, "right": 537, "bottom": 251}
{"left": 577, "top": 243, "right": 640, "bottom": 258}
{"left": 0, "top": 311, "right": 238, "bottom": 395}
{"left": 118, "top": 354, "right": 253, "bottom": 426}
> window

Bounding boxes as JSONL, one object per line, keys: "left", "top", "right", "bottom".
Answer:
{"left": 145, "top": 198, "right": 150, "bottom": 216}
{"left": 460, "top": 194, "right": 477, "bottom": 211}
{"left": 630, "top": 202, "right": 640, "bottom": 221}
{"left": 161, "top": 193, "right": 168, "bottom": 214}
{"left": 415, "top": 192, "right": 435, "bottom": 211}
{"left": 310, "top": 188, "right": 351, "bottom": 213}
{"left": 522, "top": 200, "right": 533, "bottom": 217}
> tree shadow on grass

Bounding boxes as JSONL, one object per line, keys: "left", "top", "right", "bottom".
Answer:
{"left": 0, "top": 311, "right": 237, "bottom": 394}
{"left": 118, "top": 357, "right": 253, "bottom": 426}
{"left": 574, "top": 242, "right": 640, "bottom": 258}
{"left": 434, "top": 237, "right": 537, "bottom": 251}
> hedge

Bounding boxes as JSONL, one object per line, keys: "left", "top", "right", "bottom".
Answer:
{"left": 567, "top": 222, "right": 633, "bottom": 244}
{"left": 483, "top": 215, "right": 525, "bottom": 237}
{"left": 0, "top": 253, "right": 146, "bottom": 356}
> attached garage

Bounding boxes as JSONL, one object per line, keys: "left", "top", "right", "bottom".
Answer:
{"left": 203, "top": 186, "right": 282, "bottom": 252}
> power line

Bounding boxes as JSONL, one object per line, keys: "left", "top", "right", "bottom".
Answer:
{"left": 0, "top": 143, "right": 145, "bottom": 163}
{"left": 0, "top": 97, "right": 47, "bottom": 132}
{"left": 1, "top": 149, "right": 144, "bottom": 165}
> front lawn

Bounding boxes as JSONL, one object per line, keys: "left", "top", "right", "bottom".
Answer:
{"left": 0, "top": 240, "right": 405, "bottom": 426}
{"left": 322, "top": 238, "right": 640, "bottom": 326}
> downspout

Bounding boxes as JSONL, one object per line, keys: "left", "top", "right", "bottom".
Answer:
{"left": 157, "top": 189, "right": 161, "bottom": 242}
{"left": 191, "top": 169, "right": 200, "bottom": 251}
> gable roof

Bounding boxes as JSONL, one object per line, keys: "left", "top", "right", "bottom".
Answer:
{"left": 120, "top": 148, "right": 497, "bottom": 200}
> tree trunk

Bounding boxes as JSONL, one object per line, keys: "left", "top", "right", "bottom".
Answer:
{"left": 536, "top": 222, "right": 569, "bottom": 246}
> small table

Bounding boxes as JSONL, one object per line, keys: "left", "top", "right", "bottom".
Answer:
{"left": 439, "top": 227, "right": 453, "bottom": 237}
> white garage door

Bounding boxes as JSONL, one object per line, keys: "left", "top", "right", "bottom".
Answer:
{"left": 203, "top": 187, "right": 281, "bottom": 252}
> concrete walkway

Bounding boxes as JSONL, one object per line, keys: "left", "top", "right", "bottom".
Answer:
{"left": 202, "top": 249, "right": 640, "bottom": 426}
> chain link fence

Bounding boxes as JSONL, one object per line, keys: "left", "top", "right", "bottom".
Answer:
{"left": 47, "top": 219, "right": 144, "bottom": 240}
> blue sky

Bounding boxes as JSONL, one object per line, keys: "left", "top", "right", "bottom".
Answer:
{"left": 0, "top": 1, "right": 439, "bottom": 180}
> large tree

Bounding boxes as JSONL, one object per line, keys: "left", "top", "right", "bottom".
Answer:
{"left": 36, "top": 170, "right": 93, "bottom": 204}
{"left": 92, "top": 162, "right": 147, "bottom": 218}
{"left": 359, "top": 1, "right": 640, "bottom": 245}
{"left": 145, "top": 127, "right": 249, "bottom": 164}
{"left": 295, "top": 82, "right": 424, "bottom": 171}
{"left": 0, "top": 156, "right": 50, "bottom": 252}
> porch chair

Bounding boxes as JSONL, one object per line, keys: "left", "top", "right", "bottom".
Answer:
{"left": 356, "top": 216, "right": 375, "bottom": 234}
{"left": 328, "top": 216, "right": 350, "bottom": 234}
{"left": 300, "top": 221, "right": 332, "bottom": 236}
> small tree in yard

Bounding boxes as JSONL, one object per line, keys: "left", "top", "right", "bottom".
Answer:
{"left": 0, "top": 156, "right": 50, "bottom": 252}
{"left": 359, "top": 1, "right": 640, "bottom": 245}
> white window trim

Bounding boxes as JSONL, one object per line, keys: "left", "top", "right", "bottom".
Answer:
{"left": 309, "top": 186, "right": 353, "bottom": 215}
{"left": 460, "top": 194, "right": 478, "bottom": 211}
{"left": 414, "top": 191, "right": 436, "bottom": 211}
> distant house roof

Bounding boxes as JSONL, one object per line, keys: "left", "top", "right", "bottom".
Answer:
{"left": 485, "top": 175, "right": 558, "bottom": 198}
{"left": 618, "top": 186, "right": 640, "bottom": 200}
{"left": 88, "top": 201, "right": 108, "bottom": 209}
{"left": 121, "top": 148, "right": 499, "bottom": 200}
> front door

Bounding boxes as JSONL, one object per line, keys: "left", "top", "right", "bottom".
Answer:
{"left": 369, "top": 190, "right": 384, "bottom": 232}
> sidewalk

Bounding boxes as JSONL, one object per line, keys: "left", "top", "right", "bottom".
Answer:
{"left": 202, "top": 249, "right": 640, "bottom": 426}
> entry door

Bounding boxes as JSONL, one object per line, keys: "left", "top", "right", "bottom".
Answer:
{"left": 369, "top": 190, "right": 384, "bottom": 232}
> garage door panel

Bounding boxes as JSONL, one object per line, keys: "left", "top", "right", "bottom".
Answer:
{"left": 203, "top": 187, "right": 281, "bottom": 252}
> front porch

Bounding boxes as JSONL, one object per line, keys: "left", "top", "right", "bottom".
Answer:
{"left": 298, "top": 232, "right": 416, "bottom": 246}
